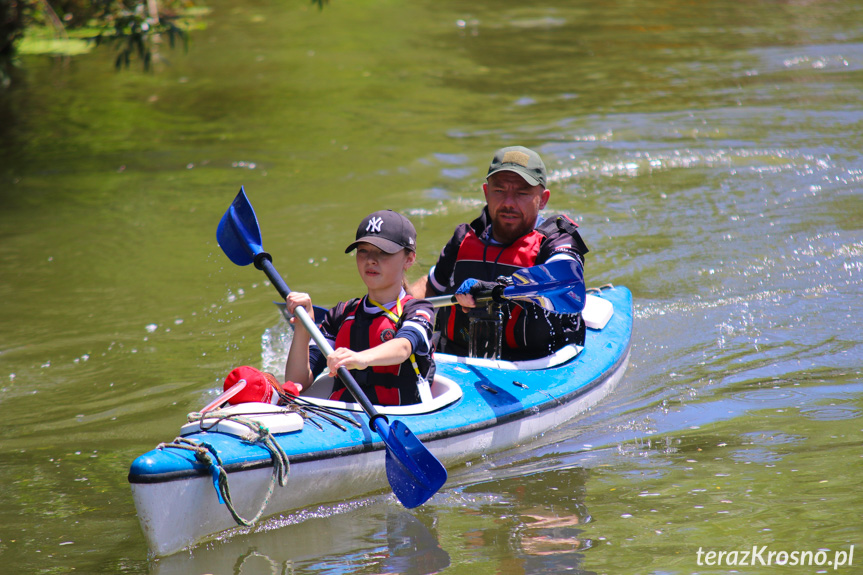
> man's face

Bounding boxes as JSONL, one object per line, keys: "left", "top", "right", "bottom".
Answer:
{"left": 483, "top": 171, "right": 550, "bottom": 244}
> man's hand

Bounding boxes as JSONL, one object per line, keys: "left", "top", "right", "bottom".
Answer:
{"left": 454, "top": 278, "right": 498, "bottom": 309}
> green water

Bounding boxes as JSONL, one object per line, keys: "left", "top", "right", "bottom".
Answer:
{"left": 1, "top": 0, "right": 862, "bottom": 573}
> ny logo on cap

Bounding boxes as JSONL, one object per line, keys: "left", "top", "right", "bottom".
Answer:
{"left": 366, "top": 216, "right": 384, "bottom": 233}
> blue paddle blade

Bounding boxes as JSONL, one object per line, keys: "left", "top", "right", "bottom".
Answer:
{"left": 216, "top": 187, "right": 264, "bottom": 266}
{"left": 504, "top": 259, "right": 586, "bottom": 314}
{"left": 377, "top": 419, "right": 447, "bottom": 508}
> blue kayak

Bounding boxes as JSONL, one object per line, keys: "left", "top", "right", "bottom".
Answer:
{"left": 129, "top": 285, "right": 632, "bottom": 557}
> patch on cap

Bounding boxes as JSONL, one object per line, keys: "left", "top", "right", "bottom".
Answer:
{"left": 501, "top": 150, "right": 531, "bottom": 167}
{"left": 487, "top": 145, "right": 547, "bottom": 188}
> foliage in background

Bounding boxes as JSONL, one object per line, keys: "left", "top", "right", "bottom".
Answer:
{"left": 1, "top": 0, "right": 193, "bottom": 86}
{"left": 0, "top": 0, "right": 328, "bottom": 87}
{"left": 90, "top": 0, "right": 191, "bottom": 70}
{"left": 1, "top": 0, "right": 26, "bottom": 70}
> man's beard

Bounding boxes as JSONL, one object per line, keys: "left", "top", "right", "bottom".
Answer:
{"left": 491, "top": 214, "right": 530, "bottom": 244}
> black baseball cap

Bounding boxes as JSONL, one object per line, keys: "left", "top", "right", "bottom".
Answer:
{"left": 486, "top": 145, "right": 547, "bottom": 188}
{"left": 345, "top": 210, "right": 417, "bottom": 254}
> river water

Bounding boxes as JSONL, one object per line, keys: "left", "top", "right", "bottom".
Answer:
{"left": 1, "top": 0, "right": 862, "bottom": 573}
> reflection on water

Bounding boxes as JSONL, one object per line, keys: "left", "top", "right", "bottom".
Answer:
{"left": 383, "top": 512, "right": 451, "bottom": 575}
{"left": 151, "top": 503, "right": 449, "bottom": 575}
{"left": 518, "top": 511, "right": 584, "bottom": 557}
{"left": 448, "top": 468, "right": 594, "bottom": 575}
{"left": 156, "top": 466, "right": 597, "bottom": 574}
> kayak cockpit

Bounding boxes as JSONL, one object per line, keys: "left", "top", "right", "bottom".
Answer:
{"left": 273, "top": 288, "right": 616, "bottom": 415}
{"left": 300, "top": 373, "right": 464, "bottom": 416}
{"left": 297, "top": 341, "right": 585, "bottom": 415}
{"left": 434, "top": 342, "right": 583, "bottom": 371}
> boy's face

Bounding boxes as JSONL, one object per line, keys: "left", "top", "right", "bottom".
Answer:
{"left": 355, "top": 243, "right": 415, "bottom": 296}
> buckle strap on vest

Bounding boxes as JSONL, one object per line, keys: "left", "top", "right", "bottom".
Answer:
{"left": 368, "top": 296, "right": 424, "bottom": 382}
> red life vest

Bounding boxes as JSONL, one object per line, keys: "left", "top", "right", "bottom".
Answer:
{"left": 435, "top": 212, "right": 588, "bottom": 358}
{"left": 442, "top": 228, "right": 543, "bottom": 345}
{"left": 330, "top": 296, "right": 427, "bottom": 405}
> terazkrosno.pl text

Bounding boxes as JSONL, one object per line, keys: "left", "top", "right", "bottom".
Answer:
{"left": 696, "top": 546, "right": 854, "bottom": 570}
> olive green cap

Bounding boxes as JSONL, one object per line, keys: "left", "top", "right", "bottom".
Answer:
{"left": 486, "top": 145, "right": 547, "bottom": 188}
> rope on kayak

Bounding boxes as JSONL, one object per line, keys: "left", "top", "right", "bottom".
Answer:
{"left": 157, "top": 416, "right": 290, "bottom": 528}
{"left": 275, "top": 389, "right": 363, "bottom": 431}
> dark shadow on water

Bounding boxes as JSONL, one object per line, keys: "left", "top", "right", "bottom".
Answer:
{"left": 383, "top": 511, "right": 451, "bottom": 575}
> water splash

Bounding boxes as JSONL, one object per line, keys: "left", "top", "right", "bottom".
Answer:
{"left": 261, "top": 318, "right": 293, "bottom": 376}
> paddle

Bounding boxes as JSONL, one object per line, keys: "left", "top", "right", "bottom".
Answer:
{"left": 426, "top": 259, "right": 586, "bottom": 314}
{"left": 216, "top": 187, "right": 447, "bottom": 508}
{"left": 273, "top": 302, "right": 329, "bottom": 326}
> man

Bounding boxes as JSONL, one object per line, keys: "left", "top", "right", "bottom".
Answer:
{"left": 410, "top": 145, "right": 589, "bottom": 360}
